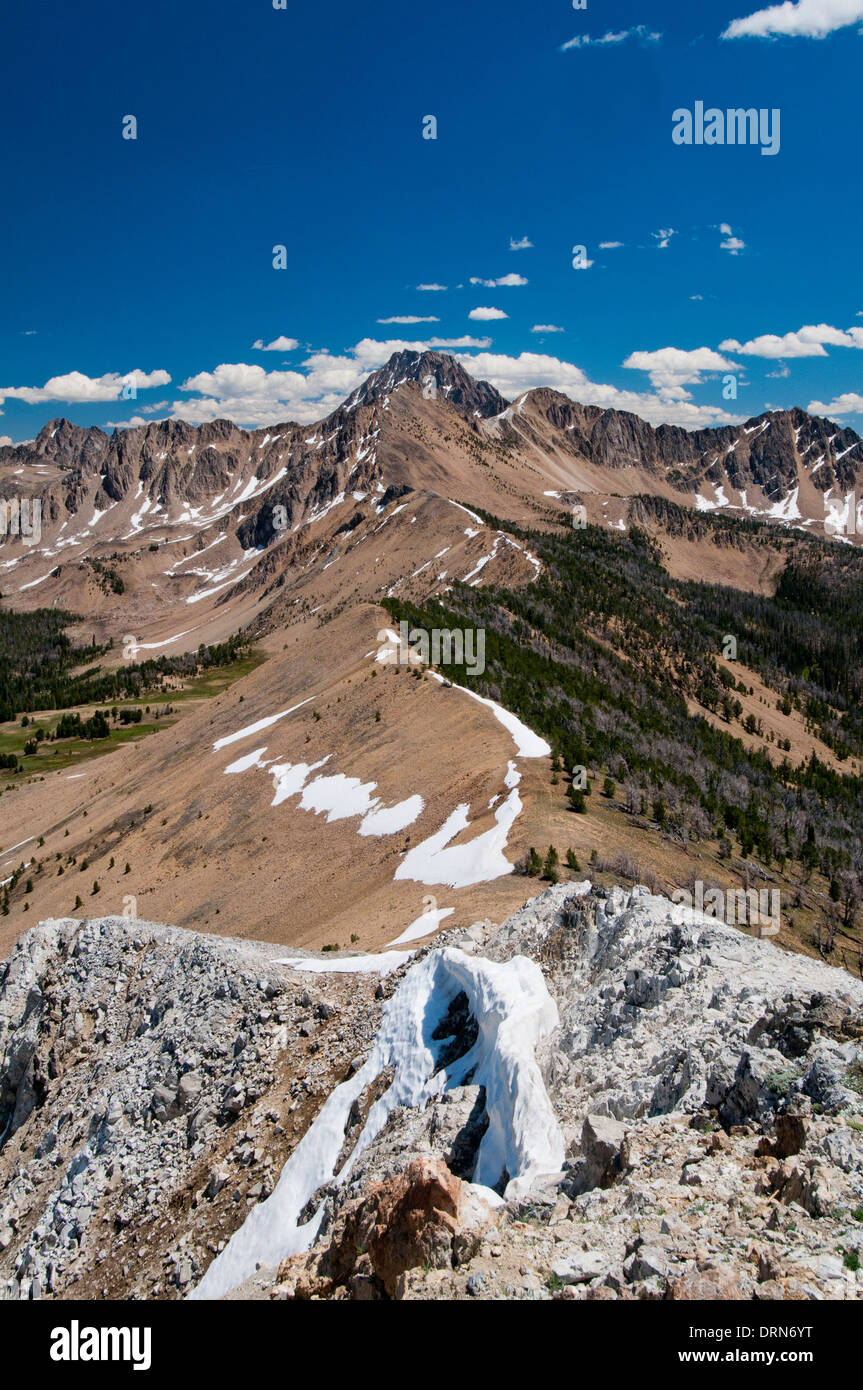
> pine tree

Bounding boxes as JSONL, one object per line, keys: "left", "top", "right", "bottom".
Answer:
{"left": 542, "top": 847, "right": 560, "bottom": 883}
{"left": 568, "top": 787, "right": 587, "bottom": 813}
{"left": 525, "top": 847, "right": 543, "bottom": 876}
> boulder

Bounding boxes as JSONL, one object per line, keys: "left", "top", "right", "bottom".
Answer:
{"left": 278, "top": 1157, "right": 495, "bottom": 1299}
{"left": 573, "top": 1113, "right": 630, "bottom": 1192}
{"left": 551, "top": 1249, "right": 606, "bottom": 1285}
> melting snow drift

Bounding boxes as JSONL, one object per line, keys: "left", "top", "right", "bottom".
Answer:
{"left": 190, "top": 947, "right": 562, "bottom": 1298}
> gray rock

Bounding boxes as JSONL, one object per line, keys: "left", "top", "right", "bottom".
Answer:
{"left": 624, "top": 1244, "right": 669, "bottom": 1283}
{"left": 551, "top": 1249, "right": 606, "bottom": 1284}
{"left": 177, "top": 1072, "right": 202, "bottom": 1111}
{"left": 573, "top": 1114, "right": 630, "bottom": 1192}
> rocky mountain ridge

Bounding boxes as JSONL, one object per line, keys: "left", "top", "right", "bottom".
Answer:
{"left": 2, "top": 352, "right": 860, "bottom": 564}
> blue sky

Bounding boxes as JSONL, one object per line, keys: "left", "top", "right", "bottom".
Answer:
{"left": 1, "top": 0, "right": 862, "bottom": 441}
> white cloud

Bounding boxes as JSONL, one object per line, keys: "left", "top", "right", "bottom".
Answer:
{"left": 690, "top": 294, "right": 705, "bottom": 301}
{"left": 807, "top": 392, "right": 863, "bottom": 416}
{"left": 766, "top": 364, "right": 791, "bottom": 378}
{"left": 653, "top": 228, "right": 677, "bottom": 249}
{"left": 720, "top": 322, "right": 863, "bottom": 358}
{"left": 722, "top": 0, "right": 863, "bottom": 40}
{"left": 469, "top": 307, "right": 509, "bottom": 321}
{"left": 0, "top": 435, "right": 12, "bottom": 447}
{"left": 509, "top": 236, "right": 533, "bottom": 250}
{"left": 561, "top": 25, "right": 662, "bottom": 51}
{"left": 719, "top": 223, "right": 746, "bottom": 254}
{"left": 531, "top": 324, "right": 564, "bottom": 333}
{"left": 599, "top": 240, "right": 624, "bottom": 249}
{"left": 377, "top": 315, "right": 440, "bottom": 324}
{"left": 455, "top": 350, "right": 741, "bottom": 428}
{"left": 469, "top": 274, "right": 528, "bottom": 287}
{"left": 166, "top": 336, "right": 492, "bottom": 426}
{"left": 0, "top": 368, "right": 171, "bottom": 405}
{"left": 252, "top": 336, "right": 299, "bottom": 352}
{"left": 622, "top": 346, "right": 742, "bottom": 396}
{"left": 416, "top": 283, "right": 447, "bottom": 291}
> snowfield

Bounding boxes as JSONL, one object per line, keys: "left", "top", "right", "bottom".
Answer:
{"left": 388, "top": 904, "right": 455, "bottom": 945}
{"left": 394, "top": 785, "right": 524, "bottom": 889}
{"left": 216, "top": 674, "right": 548, "bottom": 886}
{"left": 221, "top": 743, "right": 426, "bottom": 839}
{"left": 212, "top": 700, "right": 314, "bottom": 750}
{"left": 273, "top": 950, "right": 413, "bottom": 976}
{"left": 428, "top": 672, "right": 550, "bottom": 758}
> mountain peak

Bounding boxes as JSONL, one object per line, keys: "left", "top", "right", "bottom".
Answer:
{"left": 347, "top": 350, "right": 508, "bottom": 419}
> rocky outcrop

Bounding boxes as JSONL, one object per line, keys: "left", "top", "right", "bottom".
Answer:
{"left": 274, "top": 1157, "right": 494, "bottom": 1299}
{"left": 259, "top": 884, "right": 863, "bottom": 1301}
{"left": 0, "top": 916, "right": 383, "bottom": 1300}
{"left": 2, "top": 885, "right": 863, "bottom": 1301}
{"left": 517, "top": 391, "right": 861, "bottom": 499}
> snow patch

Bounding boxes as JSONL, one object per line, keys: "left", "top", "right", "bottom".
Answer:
{"left": 190, "top": 947, "right": 562, "bottom": 1298}
{"left": 212, "top": 699, "right": 314, "bottom": 750}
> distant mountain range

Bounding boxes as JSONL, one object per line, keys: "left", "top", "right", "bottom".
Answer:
{"left": 1, "top": 352, "right": 861, "bottom": 584}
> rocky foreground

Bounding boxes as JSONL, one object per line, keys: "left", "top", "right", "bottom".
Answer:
{"left": 2, "top": 884, "right": 863, "bottom": 1301}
